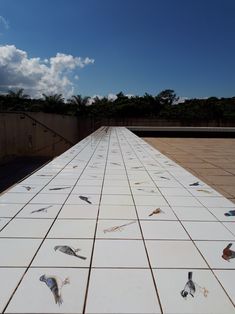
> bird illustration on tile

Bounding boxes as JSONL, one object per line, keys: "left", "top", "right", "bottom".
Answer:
{"left": 79, "top": 196, "right": 92, "bottom": 204}
{"left": 39, "top": 274, "right": 69, "bottom": 306}
{"left": 224, "top": 210, "right": 235, "bottom": 217}
{"left": 54, "top": 245, "right": 86, "bottom": 260}
{"left": 49, "top": 187, "right": 71, "bottom": 191}
{"left": 189, "top": 182, "right": 200, "bottom": 186}
{"left": 31, "top": 205, "right": 53, "bottom": 214}
{"left": 148, "top": 208, "right": 164, "bottom": 216}
{"left": 222, "top": 243, "right": 235, "bottom": 261}
{"left": 181, "top": 272, "right": 196, "bottom": 299}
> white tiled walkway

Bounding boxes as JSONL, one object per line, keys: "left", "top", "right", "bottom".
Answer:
{"left": 0, "top": 127, "right": 235, "bottom": 313}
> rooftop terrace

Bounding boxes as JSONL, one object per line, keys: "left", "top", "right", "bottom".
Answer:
{"left": 0, "top": 127, "right": 235, "bottom": 313}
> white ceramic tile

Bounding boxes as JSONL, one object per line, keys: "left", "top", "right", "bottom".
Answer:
{"left": 0, "top": 193, "right": 34, "bottom": 204}
{"left": 6, "top": 268, "right": 89, "bottom": 313}
{"left": 182, "top": 222, "right": 235, "bottom": 240}
{"left": 146, "top": 240, "right": 208, "bottom": 268}
{"left": 96, "top": 219, "right": 141, "bottom": 239}
{"left": 92, "top": 239, "right": 148, "bottom": 267}
{"left": 65, "top": 194, "right": 100, "bottom": 205}
{"left": 101, "top": 194, "right": 134, "bottom": 205}
{"left": 32, "top": 238, "right": 92, "bottom": 267}
{"left": 195, "top": 241, "right": 235, "bottom": 269}
{"left": 0, "top": 268, "right": 26, "bottom": 312}
{"left": 102, "top": 186, "right": 131, "bottom": 194}
{"left": 16, "top": 204, "right": 62, "bottom": 218}
{"left": 86, "top": 269, "right": 161, "bottom": 313}
{"left": 197, "top": 196, "right": 235, "bottom": 208}
{"left": 208, "top": 207, "right": 235, "bottom": 221}
{"left": 0, "top": 203, "right": 24, "bottom": 217}
{"left": 223, "top": 222, "right": 235, "bottom": 236}
{"left": 159, "top": 187, "right": 192, "bottom": 196}
{"left": 172, "top": 206, "right": 217, "bottom": 221}
{"left": 72, "top": 185, "right": 102, "bottom": 195}
{"left": 76, "top": 179, "right": 103, "bottom": 186}
{"left": 30, "top": 193, "right": 68, "bottom": 204}
{"left": 141, "top": 221, "right": 189, "bottom": 240}
{"left": 154, "top": 269, "right": 234, "bottom": 313}
{"left": 103, "top": 180, "right": 129, "bottom": 187}
{"left": 133, "top": 195, "right": 168, "bottom": 206}
{"left": 137, "top": 205, "right": 177, "bottom": 220}
{"left": 188, "top": 187, "right": 222, "bottom": 197}
{"left": 131, "top": 186, "right": 161, "bottom": 195}
{"left": 104, "top": 174, "right": 127, "bottom": 180}
{"left": 0, "top": 238, "right": 42, "bottom": 266}
{"left": 20, "top": 177, "right": 52, "bottom": 185}
{"left": 0, "top": 218, "right": 53, "bottom": 238}
{"left": 129, "top": 180, "right": 156, "bottom": 187}
{"left": 214, "top": 270, "right": 235, "bottom": 304}
{"left": 49, "top": 178, "right": 78, "bottom": 185}
{"left": 48, "top": 219, "right": 96, "bottom": 238}
{"left": 165, "top": 196, "right": 203, "bottom": 207}
{"left": 7, "top": 184, "right": 43, "bottom": 194}
{"left": 58, "top": 204, "right": 99, "bottom": 219}
{"left": 99, "top": 205, "right": 137, "bottom": 219}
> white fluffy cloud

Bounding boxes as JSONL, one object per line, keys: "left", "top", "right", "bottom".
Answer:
{"left": 0, "top": 45, "right": 94, "bottom": 98}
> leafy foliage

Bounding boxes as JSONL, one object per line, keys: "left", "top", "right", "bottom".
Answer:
{"left": 0, "top": 89, "right": 235, "bottom": 124}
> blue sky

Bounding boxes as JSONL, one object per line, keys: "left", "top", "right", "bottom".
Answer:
{"left": 0, "top": 0, "right": 234, "bottom": 99}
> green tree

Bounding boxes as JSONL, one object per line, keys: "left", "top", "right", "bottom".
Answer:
{"left": 156, "top": 89, "right": 178, "bottom": 106}
{"left": 68, "top": 94, "right": 90, "bottom": 115}
{"left": 42, "top": 93, "right": 66, "bottom": 113}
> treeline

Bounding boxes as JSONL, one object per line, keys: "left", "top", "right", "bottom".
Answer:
{"left": 0, "top": 89, "right": 235, "bottom": 122}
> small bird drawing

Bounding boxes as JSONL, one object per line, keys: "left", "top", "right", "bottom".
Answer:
{"left": 189, "top": 182, "right": 200, "bottom": 186}
{"left": 224, "top": 210, "right": 235, "bottom": 217}
{"left": 49, "top": 187, "right": 71, "bottom": 191}
{"left": 31, "top": 205, "right": 53, "bottom": 214}
{"left": 54, "top": 245, "right": 86, "bottom": 260}
{"left": 222, "top": 243, "right": 235, "bottom": 261}
{"left": 160, "top": 176, "right": 170, "bottom": 180}
{"left": 181, "top": 272, "right": 196, "bottom": 299}
{"left": 23, "top": 186, "right": 33, "bottom": 191}
{"left": 39, "top": 274, "right": 69, "bottom": 306}
{"left": 148, "top": 208, "right": 164, "bottom": 216}
{"left": 79, "top": 196, "right": 92, "bottom": 204}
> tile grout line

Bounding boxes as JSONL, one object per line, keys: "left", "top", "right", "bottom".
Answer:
{"left": 82, "top": 126, "right": 111, "bottom": 314}
{"left": 115, "top": 127, "right": 164, "bottom": 314}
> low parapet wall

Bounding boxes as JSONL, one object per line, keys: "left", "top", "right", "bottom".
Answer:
{"left": 0, "top": 112, "right": 79, "bottom": 164}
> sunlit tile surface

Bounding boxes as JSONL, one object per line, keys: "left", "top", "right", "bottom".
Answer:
{"left": 0, "top": 126, "right": 235, "bottom": 313}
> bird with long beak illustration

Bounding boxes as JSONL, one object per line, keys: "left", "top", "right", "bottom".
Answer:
{"left": 39, "top": 275, "right": 69, "bottom": 306}
{"left": 54, "top": 245, "right": 86, "bottom": 260}
{"left": 222, "top": 243, "right": 235, "bottom": 261}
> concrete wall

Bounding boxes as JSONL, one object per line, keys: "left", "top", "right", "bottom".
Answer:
{"left": 0, "top": 112, "right": 79, "bottom": 164}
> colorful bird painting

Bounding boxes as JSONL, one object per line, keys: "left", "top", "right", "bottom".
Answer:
{"left": 222, "top": 243, "right": 235, "bottom": 261}
{"left": 39, "top": 275, "right": 69, "bottom": 306}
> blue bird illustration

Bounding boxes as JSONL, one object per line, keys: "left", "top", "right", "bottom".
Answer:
{"left": 40, "top": 274, "right": 69, "bottom": 306}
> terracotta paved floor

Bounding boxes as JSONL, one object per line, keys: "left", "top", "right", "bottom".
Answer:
{"left": 144, "top": 137, "right": 235, "bottom": 203}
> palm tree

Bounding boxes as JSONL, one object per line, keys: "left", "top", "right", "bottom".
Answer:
{"left": 68, "top": 94, "right": 90, "bottom": 115}
{"left": 42, "top": 93, "right": 66, "bottom": 113}
{"left": 7, "top": 88, "right": 29, "bottom": 99}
